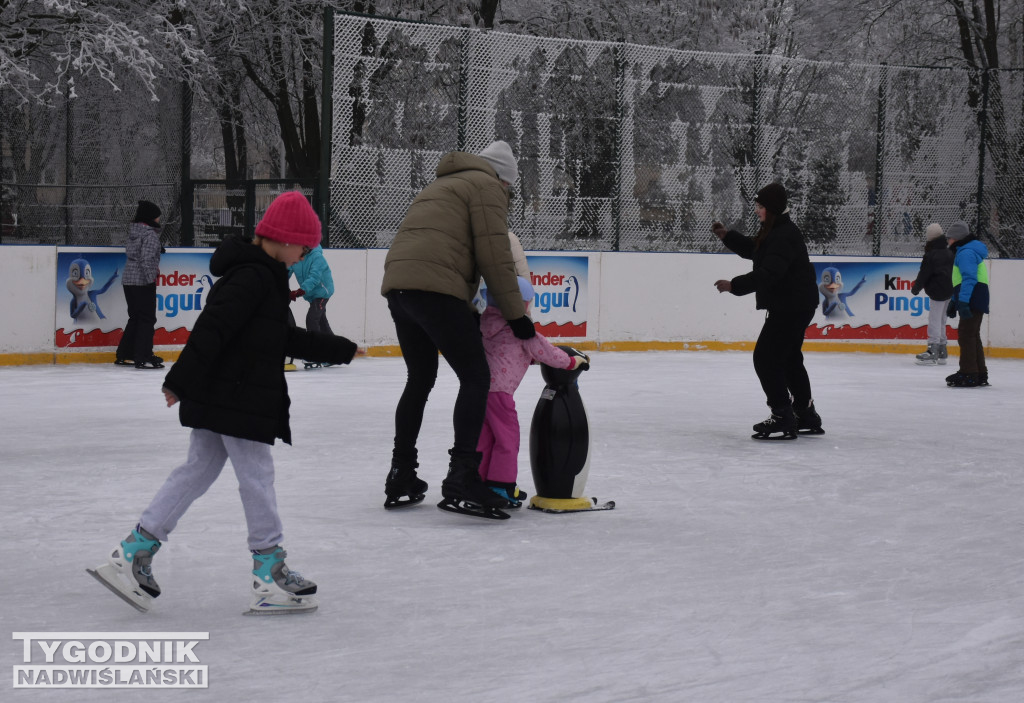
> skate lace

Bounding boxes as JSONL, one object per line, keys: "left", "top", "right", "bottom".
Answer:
{"left": 281, "top": 565, "right": 309, "bottom": 587}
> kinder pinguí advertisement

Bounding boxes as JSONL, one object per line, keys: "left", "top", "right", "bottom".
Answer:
{"left": 476, "top": 255, "right": 589, "bottom": 338}
{"left": 808, "top": 259, "right": 954, "bottom": 341}
{"left": 527, "top": 255, "right": 588, "bottom": 338}
{"left": 55, "top": 248, "right": 215, "bottom": 348}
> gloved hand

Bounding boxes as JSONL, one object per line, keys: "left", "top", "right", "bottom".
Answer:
{"left": 956, "top": 300, "right": 973, "bottom": 320}
{"left": 566, "top": 349, "right": 590, "bottom": 371}
{"left": 947, "top": 299, "right": 957, "bottom": 318}
{"left": 508, "top": 315, "right": 536, "bottom": 339}
{"left": 290, "top": 288, "right": 304, "bottom": 301}
{"left": 711, "top": 221, "right": 728, "bottom": 240}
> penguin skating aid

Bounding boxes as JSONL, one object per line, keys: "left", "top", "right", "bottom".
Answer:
{"left": 528, "top": 347, "right": 614, "bottom": 513}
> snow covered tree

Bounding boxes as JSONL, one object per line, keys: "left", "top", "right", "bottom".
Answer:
{"left": 0, "top": 0, "right": 207, "bottom": 105}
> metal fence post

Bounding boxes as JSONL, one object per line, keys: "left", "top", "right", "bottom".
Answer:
{"left": 612, "top": 43, "right": 625, "bottom": 252}
{"left": 457, "top": 29, "right": 470, "bottom": 152}
{"left": 319, "top": 5, "right": 335, "bottom": 246}
{"left": 752, "top": 51, "right": 763, "bottom": 193}
{"left": 244, "top": 181, "right": 257, "bottom": 238}
{"left": 872, "top": 63, "right": 888, "bottom": 257}
{"left": 181, "top": 82, "right": 194, "bottom": 246}
{"left": 64, "top": 94, "right": 73, "bottom": 245}
{"left": 975, "top": 67, "right": 990, "bottom": 241}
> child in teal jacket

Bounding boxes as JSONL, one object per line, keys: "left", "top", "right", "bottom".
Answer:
{"left": 288, "top": 245, "right": 335, "bottom": 334}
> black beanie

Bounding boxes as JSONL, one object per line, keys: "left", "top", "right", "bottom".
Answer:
{"left": 133, "top": 200, "right": 161, "bottom": 226}
{"left": 755, "top": 183, "right": 787, "bottom": 216}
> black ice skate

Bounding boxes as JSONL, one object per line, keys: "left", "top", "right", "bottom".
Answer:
{"left": 947, "top": 372, "right": 981, "bottom": 388}
{"left": 134, "top": 355, "right": 165, "bottom": 369}
{"left": 437, "top": 451, "right": 509, "bottom": 520}
{"left": 795, "top": 400, "right": 825, "bottom": 435}
{"left": 485, "top": 481, "right": 528, "bottom": 508}
{"left": 384, "top": 460, "right": 428, "bottom": 508}
{"left": 752, "top": 406, "right": 798, "bottom": 440}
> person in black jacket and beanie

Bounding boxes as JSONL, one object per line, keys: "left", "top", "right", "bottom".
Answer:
{"left": 89, "top": 191, "right": 358, "bottom": 615}
{"left": 910, "top": 223, "right": 953, "bottom": 366}
{"left": 115, "top": 199, "right": 164, "bottom": 368}
{"left": 712, "top": 183, "right": 822, "bottom": 439}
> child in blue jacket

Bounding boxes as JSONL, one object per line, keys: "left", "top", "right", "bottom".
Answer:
{"left": 289, "top": 244, "right": 335, "bottom": 334}
{"left": 944, "top": 221, "right": 990, "bottom": 387}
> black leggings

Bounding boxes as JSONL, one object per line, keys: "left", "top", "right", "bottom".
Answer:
{"left": 386, "top": 290, "right": 490, "bottom": 461}
{"left": 305, "top": 298, "right": 333, "bottom": 334}
{"left": 116, "top": 283, "right": 157, "bottom": 361}
{"left": 752, "top": 307, "right": 815, "bottom": 411}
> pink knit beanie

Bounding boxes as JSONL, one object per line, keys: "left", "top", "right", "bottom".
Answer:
{"left": 254, "top": 191, "right": 321, "bottom": 248}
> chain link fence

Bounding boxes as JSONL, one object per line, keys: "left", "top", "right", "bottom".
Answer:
{"left": 328, "top": 13, "right": 1024, "bottom": 257}
{"left": 0, "top": 74, "right": 184, "bottom": 247}
{"left": 3, "top": 14, "right": 1021, "bottom": 258}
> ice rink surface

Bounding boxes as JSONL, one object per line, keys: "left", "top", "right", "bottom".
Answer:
{"left": 2, "top": 350, "right": 1022, "bottom": 702}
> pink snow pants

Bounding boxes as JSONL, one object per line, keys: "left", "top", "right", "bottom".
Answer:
{"left": 476, "top": 392, "right": 521, "bottom": 484}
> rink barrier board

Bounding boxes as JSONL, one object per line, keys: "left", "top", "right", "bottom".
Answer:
{"left": 5, "top": 343, "right": 1024, "bottom": 367}
{"left": 5, "top": 246, "right": 1024, "bottom": 364}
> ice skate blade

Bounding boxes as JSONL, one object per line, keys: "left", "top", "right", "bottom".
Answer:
{"left": 528, "top": 496, "right": 616, "bottom": 513}
{"left": 436, "top": 497, "right": 510, "bottom": 520}
{"left": 797, "top": 428, "right": 825, "bottom": 435}
{"left": 384, "top": 493, "right": 426, "bottom": 508}
{"left": 244, "top": 595, "right": 318, "bottom": 616}
{"left": 751, "top": 431, "right": 798, "bottom": 440}
{"left": 86, "top": 565, "right": 151, "bottom": 613}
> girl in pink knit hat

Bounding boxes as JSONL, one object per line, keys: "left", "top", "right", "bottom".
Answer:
{"left": 476, "top": 276, "right": 589, "bottom": 507}
{"left": 89, "top": 191, "right": 359, "bottom": 615}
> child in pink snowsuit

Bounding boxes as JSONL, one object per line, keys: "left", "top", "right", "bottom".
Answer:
{"left": 477, "top": 276, "right": 588, "bottom": 507}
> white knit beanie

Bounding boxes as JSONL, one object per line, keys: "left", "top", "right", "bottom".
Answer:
{"left": 477, "top": 140, "right": 518, "bottom": 185}
{"left": 925, "top": 223, "right": 944, "bottom": 241}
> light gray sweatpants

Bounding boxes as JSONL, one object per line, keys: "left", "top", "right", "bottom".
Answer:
{"left": 927, "top": 297, "right": 950, "bottom": 345}
{"left": 140, "top": 429, "right": 284, "bottom": 551}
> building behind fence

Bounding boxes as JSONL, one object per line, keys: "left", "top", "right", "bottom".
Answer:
{"left": 3, "top": 12, "right": 1022, "bottom": 259}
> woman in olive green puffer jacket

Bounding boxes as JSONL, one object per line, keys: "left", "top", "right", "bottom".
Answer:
{"left": 381, "top": 142, "right": 535, "bottom": 513}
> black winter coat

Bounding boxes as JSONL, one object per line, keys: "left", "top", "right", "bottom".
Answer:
{"left": 163, "top": 236, "right": 358, "bottom": 445}
{"left": 723, "top": 213, "right": 818, "bottom": 313}
{"left": 910, "top": 238, "right": 953, "bottom": 300}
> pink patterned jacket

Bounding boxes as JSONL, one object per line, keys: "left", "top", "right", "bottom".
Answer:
{"left": 480, "top": 306, "right": 572, "bottom": 395}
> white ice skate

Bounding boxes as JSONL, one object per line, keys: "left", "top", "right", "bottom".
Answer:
{"left": 244, "top": 546, "right": 318, "bottom": 616}
{"left": 86, "top": 527, "right": 162, "bottom": 613}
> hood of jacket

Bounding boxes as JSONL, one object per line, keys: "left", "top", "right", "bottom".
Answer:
{"left": 435, "top": 151, "right": 501, "bottom": 181}
{"left": 952, "top": 237, "right": 988, "bottom": 260}
{"left": 480, "top": 305, "right": 514, "bottom": 340}
{"left": 210, "top": 235, "right": 288, "bottom": 286}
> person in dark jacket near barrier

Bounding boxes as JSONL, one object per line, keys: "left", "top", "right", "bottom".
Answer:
{"left": 712, "top": 183, "right": 822, "bottom": 439}
{"left": 910, "top": 223, "right": 954, "bottom": 366}
{"left": 944, "top": 220, "right": 991, "bottom": 388}
{"left": 381, "top": 140, "right": 530, "bottom": 516}
{"left": 88, "top": 191, "right": 358, "bottom": 615}
{"left": 115, "top": 200, "right": 164, "bottom": 369}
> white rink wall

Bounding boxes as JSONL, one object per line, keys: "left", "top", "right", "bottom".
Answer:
{"left": 2, "top": 245, "right": 1023, "bottom": 363}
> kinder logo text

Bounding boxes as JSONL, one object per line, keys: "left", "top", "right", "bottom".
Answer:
{"left": 874, "top": 274, "right": 928, "bottom": 316}
{"left": 156, "top": 271, "right": 213, "bottom": 318}
{"left": 12, "top": 632, "right": 209, "bottom": 689}
{"left": 530, "top": 271, "right": 581, "bottom": 314}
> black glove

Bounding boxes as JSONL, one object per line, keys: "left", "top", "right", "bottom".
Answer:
{"left": 956, "top": 300, "right": 973, "bottom": 320}
{"left": 947, "top": 300, "right": 957, "bottom": 319}
{"left": 509, "top": 316, "right": 536, "bottom": 339}
{"left": 711, "top": 221, "right": 728, "bottom": 240}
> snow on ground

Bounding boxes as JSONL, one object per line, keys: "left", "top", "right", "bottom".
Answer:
{"left": 2, "top": 351, "right": 1023, "bottom": 702}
